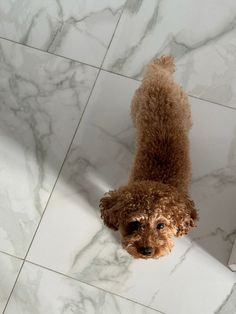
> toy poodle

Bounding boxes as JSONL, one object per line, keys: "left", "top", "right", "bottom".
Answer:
{"left": 100, "top": 56, "right": 198, "bottom": 259}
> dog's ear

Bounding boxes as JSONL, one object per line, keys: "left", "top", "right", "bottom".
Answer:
{"left": 175, "top": 196, "right": 198, "bottom": 237}
{"left": 100, "top": 190, "right": 121, "bottom": 231}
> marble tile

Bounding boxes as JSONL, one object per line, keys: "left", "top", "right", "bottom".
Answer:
{"left": 189, "top": 101, "right": 236, "bottom": 267}
{"left": 215, "top": 283, "right": 236, "bottom": 314}
{"left": 0, "top": 252, "right": 22, "bottom": 313}
{"left": 28, "top": 71, "right": 236, "bottom": 314}
{"left": 0, "top": 38, "right": 98, "bottom": 257}
{"left": 0, "top": 0, "right": 126, "bottom": 67}
{"left": 103, "top": 0, "right": 236, "bottom": 108}
{"left": 0, "top": 0, "right": 61, "bottom": 50}
{"left": 28, "top": 71, "right": 138, "bottom": 269}
{"left": 5, "top": 262, "right": 160, "bottom": 314}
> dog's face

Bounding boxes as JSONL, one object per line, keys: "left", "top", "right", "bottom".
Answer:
{"left": 120, "top": 212, "right": 175, "bottom": 259}
{"left": 100, "top": 181, "right": 197, "bottom": 259}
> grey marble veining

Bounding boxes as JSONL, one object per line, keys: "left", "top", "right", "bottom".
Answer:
{"left": 104, "top": 0, "right": 236, "bottom": 108}
{"left": 1, "top": 0, "right": 236, "bottom": 312}
{"left": 0, "top": 0, "right": 126, "bottom": 66}
{"left": 189, "top": 125, "right": 236, "bottom": 266}
{"left": 70, "top": 228, "right": 133, "bottom": 288}
{"left": 216, "top": 283, "right": 236, "bottom": 314}
{"left": 5, "top": 262, "right": 161, "bottom": 314}
{"left": 0, "top": 38, "right": 98, "bottom": 257}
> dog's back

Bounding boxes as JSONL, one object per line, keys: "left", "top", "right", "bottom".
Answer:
{"left": 129, "top": 56, "right": 192, "bottom": 193}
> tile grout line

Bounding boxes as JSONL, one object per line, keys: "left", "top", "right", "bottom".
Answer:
{"left": 2, "top": 261, "right": 26, "bottom": 313}
{"left": 188, "top": 94, "right": 236, "bottom": 111}
{"left": 1, "top": 6, "right": 165, "bottom": 312}
{"left": 100, "top": 0, "right": 127, "bottom": 67}
{"left": 0, "top": 247, "right": 166, "bottom": 314}
{"left": 1, "top": 0, "right": 126, "bottom": 265}
{"left": 0, "top": 35, "right": 100, "bottom": 71}
{"left": 2, "top": 66, "right": 102, "bottom": 314}
{"left": 26, "top": 260, "right": 166, "bottom": 314}
{"left": 0, "top": 35, "right": 139, "bottom": 83}
{"left": 0, "top": 4, "right": 234, "bottom": 310}
{"left": 0, "top": 35, "right": 235, "bottom": 112}
{"left": 2, "top": 5, "right": 129, "bottom": 311}
{"left": 22, "top": 0, "right": 128, "bottom": 264}
{"left": 0, "top": 250, "right": 23, "bottom": 262}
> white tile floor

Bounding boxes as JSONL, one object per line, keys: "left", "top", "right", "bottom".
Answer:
{"left": 1, "top": 1, "right": 236, "bottom": 314}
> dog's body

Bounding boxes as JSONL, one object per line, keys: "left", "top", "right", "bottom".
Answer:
{"left": 100, "top": 56, "right": 197, "bottom": 259}
{"left": 130, "top": 56, "right": 191, "bottom": 193}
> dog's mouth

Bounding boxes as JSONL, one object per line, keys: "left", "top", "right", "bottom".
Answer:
{"left": 124, "top": 244, "right": 159, "bottom": 259}
{"left": 123, "top": 241, "right": 172, "bottom": 259}
{"left": 137, "top": 252, "right": 156, "bottom": 259}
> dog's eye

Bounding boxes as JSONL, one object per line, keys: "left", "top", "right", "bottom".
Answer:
{"left": 156, "top": 223, "right": 165, "bottom": 230}
{"left": 127, "top": 221, "right": 140, "bottom": 233}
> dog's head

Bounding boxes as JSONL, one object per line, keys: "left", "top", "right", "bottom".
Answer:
{"left": 100, "top": 181, "right": 197, "bottom": 259}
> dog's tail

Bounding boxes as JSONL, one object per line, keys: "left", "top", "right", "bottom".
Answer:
{"left": 144, "top": 55, "right": 175, "bottom": 79}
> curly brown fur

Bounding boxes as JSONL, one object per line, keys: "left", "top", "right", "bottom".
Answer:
{"left": 100, "top": 56, "right": 198, "bottom": 259}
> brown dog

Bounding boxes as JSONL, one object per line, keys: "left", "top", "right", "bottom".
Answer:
{"left": 100, "top": 56, "right": 198, "bottom": 259}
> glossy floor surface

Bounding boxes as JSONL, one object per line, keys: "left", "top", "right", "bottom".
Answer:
{"left": 1, "top": 1, "right": 236, "bottom": 313}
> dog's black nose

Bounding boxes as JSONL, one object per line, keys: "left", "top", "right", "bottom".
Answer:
{"left": 139, "top": 246, "right": 153, "bottom": 256}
